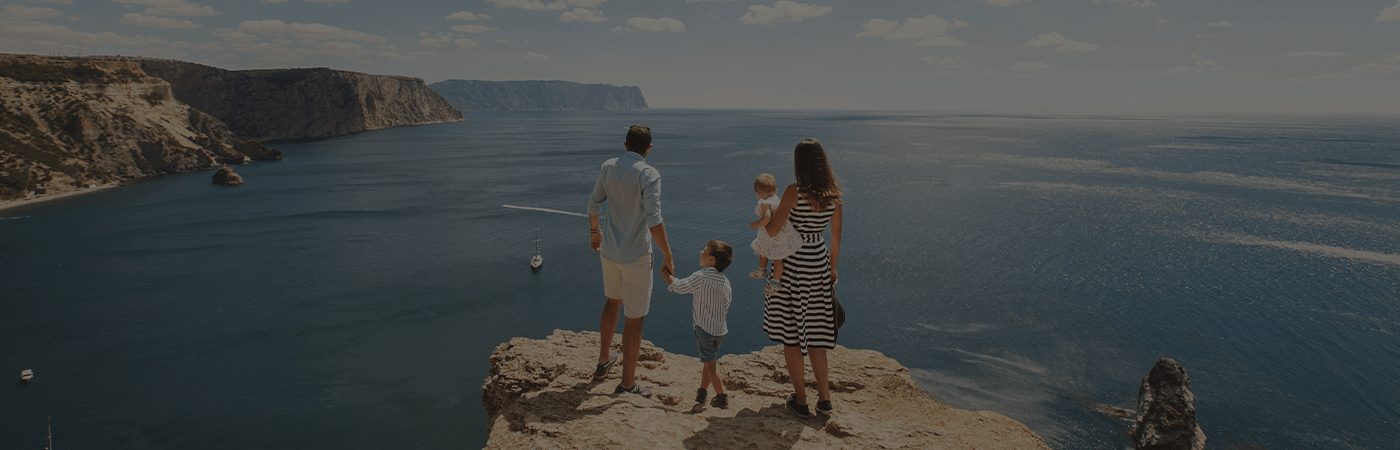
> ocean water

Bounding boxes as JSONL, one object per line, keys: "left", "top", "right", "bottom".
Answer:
{"left": 2, "top": 110, "right": 1399, "bottom": 449}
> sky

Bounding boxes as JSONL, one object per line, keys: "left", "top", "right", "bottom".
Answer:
{"left": 2, "top": 0, "right": 1399, "bottom": 113}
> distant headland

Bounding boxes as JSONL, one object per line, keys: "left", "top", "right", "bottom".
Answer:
{"left": 429, "top": 79, "right": 648, "bottom": 112}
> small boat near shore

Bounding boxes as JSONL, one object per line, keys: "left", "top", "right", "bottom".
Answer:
{"left": 530, "top": 232, "right": 544, "bottom": 272}
{"left": 20, "top": 369, "right": 34, "bottom": 384}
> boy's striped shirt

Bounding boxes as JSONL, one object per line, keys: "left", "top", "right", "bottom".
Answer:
{"left": 668, "top": 267, "right": 732, "bottom": 336}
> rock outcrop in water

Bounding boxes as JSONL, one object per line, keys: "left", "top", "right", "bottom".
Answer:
{"left": 1131, "top": 358, "right": 1206, "bottom": 450}
{"left": 0, "top": 54, "right": 279, "bottom": 203}
{"left": 483, "top": 330, "right": 1047, "bottom": 449}
{"left": 212, "top": 165, "right": 243, "bottom": 186}
{"left": 139, "top": 60, "right": 463, "bottom": 141}
{"left": 429, "top": 80, "right": 648, "bottom": 112}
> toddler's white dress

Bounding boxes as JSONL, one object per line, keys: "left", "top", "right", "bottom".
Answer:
{"left": 751, "top": 195, "right": 802, "bottom": 260}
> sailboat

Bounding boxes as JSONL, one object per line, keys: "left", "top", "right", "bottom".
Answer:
{"left": 529, "top": 229, "right": 543, "bottom": 272}
{"left": 44, "top": 417, "right": 53, "bottom": 450}
{"left": 20, "top": 369, "right": 34, "bottom": 384}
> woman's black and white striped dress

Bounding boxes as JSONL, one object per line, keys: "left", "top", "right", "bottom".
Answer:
{"left": 763, "top": 193, "right": 836, "bottom": 353}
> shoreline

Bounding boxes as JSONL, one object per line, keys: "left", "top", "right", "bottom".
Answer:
{"left": 0, "top": 183, "right": 121, "bottom": 214}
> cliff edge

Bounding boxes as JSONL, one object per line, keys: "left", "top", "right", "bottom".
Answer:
{"left": 483, "top": 330, "right": 1048, "bottom": 449}
{"left": 138, "top": 59, "right": 463, "bottom": 141}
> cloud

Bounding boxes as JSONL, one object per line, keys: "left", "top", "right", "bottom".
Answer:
{"left": 980, "top": 0, "right": 1029, "bottom": 6}
{"left": 1164, "top": 54, "right": 1221, "bottom": 75}
{"left": 304, "top": 0, "right": 352, "bottom": 4}
{"left": 120, "top": 12, "right": 200, "bottom": 29}
{"left": 857, "top": 15, "right": 970, "bottom": 47}
{"left": 1093, "top": 0, "right": 1156, "bottom": 6}
{"left": 739, "top": 1, "right": 831, "bottom": 26}
{"left": 237, "top": 19, "right": 387, "bottom": 44}
{"left": 1155, "top": 18, "right": 1168, "bottom": 31}
{"left": 27, "top": 0, "right": 73, "bottom": 4}
{"left": 1380, "top": 1, "right": 1400, "bottom": 22}
{"left": 3, "top": 4, "right": 63, "bottom": 20}
{"left": 614, "top": 16, "right": 685, "bottom": 32}
{"left": 560, "top": 8, "right": 606, "bottom": 22}
{"left": 486, "top": 0, "right": 604, "bottom": 12}
{"left": 112, "top": 0, "right": 216, "bottom": 17}
{"left": 1205, "top": 20, "right": 1233, "bottom": 28}
{"left": 0, "top": 20, "right": 183, "bottom": 56}
{"left": 1287, "top": 50, "right": 1345, "bottom": 57}
{"left": 1011, "top": 61, "right": 1050, "bottom": 70}
{"left": 524, "top": 51, "right": 548, "bottom": 60}
{"left": 923, "top": 56, "right": 965, "bottom": 69}
{"left": 1023, "top": 32, "right": 1098, "bottom": 52}
{"left": 450, "top": 24, "right": 493, "bottom": 33}
{"left": 1300, "top": 54, "right": 1400, "bottom": 80}
{"left": 446, "top": 11, "right": 490, "bottom": 21}
{"left": 418, "top": 32, "right": 477, "bottom": 49}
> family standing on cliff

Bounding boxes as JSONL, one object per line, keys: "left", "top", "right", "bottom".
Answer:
{"left": 587, "top": 125, "right": 844, "bottom": 418}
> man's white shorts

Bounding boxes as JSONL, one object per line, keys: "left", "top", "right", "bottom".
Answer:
{"left": 601, "top": 253, "right": 653, "bottom": 318}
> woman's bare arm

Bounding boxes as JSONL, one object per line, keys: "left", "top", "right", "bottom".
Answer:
{"left": 765, "top": 185, "right": 799, "bottom": 237}
{"left": 829, "top": 202, "right": 843, "bottom": 280}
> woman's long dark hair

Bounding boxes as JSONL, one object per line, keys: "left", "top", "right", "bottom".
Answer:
{"left": 793, "top": 138, "right": 842, "bottom": 211}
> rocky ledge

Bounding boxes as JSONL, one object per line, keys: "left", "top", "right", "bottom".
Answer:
{"left": 483, "top": 330, "right": 1048, "bottom": 449}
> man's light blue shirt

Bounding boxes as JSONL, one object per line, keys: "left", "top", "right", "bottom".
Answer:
{"left": 588, "top": 151, "right": 663, "bottom": 262}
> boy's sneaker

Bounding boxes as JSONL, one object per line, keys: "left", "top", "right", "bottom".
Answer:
{"left": 710, "top": 393, "right": 729, "bottom": 409}
{"left": 816, "top": 399, "right": 833, "bottom": 415}
{"left": 614, "top": 383, "right": 652, "bottom": 398}
{"left": 748, "top": 268, "right": 765, "bottom": 279}
{"left": 695, "top": 388, "right": 708, "bottom": 405}
{"left": 785, "top": 394, "right": 812, "bottom": 418}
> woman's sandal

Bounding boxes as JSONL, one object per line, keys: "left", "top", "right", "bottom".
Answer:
{"left": 786, "top": 393, "right": 813, "bottom": 418}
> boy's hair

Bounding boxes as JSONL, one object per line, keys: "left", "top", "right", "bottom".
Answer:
{"left": 625, "top": 125, "right": 652, "bottom": 153}
{"left": 706, "top": 240, "right": 733, "bottom": 273}
{"left": 754, "top": 173, "right": 777, "bottom": 195}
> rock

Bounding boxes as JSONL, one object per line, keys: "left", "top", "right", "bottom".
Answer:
{"left": 1131, "top": 358, "right": 1206, "bottom": 450}
{"left": 483, "top": 330, "right": 1048, "bottom": 449}
{"left": 212, "top": 166, "right": 243, "bottom": 186}
{"left": 138, "top": 60, "right": 464, "bottom": 141}
{"left": 0, "top": 54, "right": 276, "bottom": 203}
{"left": 429, "top": 80, "right": 648, "bottom": 112}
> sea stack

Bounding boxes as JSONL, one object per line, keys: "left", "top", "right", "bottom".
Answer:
{"left": 482, "top": 330, "right": 1047, "bottom": 449}
{"left": 1131, "top": 357, "right": 1206, "bottom": 450}
{"left": 212, "top": 166, "right": 243, "bottom": 186}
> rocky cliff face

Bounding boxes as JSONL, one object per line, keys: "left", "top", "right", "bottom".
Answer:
{"left": 0, "top": 55, "right": 279, "bottom": 203}
{"left": 430, "top": 80, "right": 648, "bottom": 111}
{"left": 139, "top": 60, "right": 463, "bottom": 141}
{"left": 483, "top": 330, "right": 1047, "bottom": 449}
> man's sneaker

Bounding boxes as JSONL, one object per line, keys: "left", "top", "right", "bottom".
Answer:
{"left": 593, "top": 353, "right": 619, "bottom": 379}
{"left": 711, "top": 393, "right": 729, "bottom": 409}
{"left": 614, "top": 382, "right": 653, "bottom": 398}
{"left": 785, "top": 393, "right": 812, "bottom": 418}
{"left": 695, "top": 388, "right": 708, "bottom": 405}
{"left": 748, "top": 268, "right": 766, "bottom": 279}
{"left": 816, "top": 399, "right": 833, "bottom": 415}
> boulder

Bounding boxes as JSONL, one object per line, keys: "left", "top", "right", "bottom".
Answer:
{"left": 212, "top": 165, "right": 243, "bottom": 186}
{"left": 482, "top": 330, "right": 1048, "bottom": 449}
{"left": 1131, "top": 358, "right": 1206, "bottom": 450}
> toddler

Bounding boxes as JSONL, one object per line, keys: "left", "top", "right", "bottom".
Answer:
{"left": 748, "top": 173, "right": 802, "bottom": 296}
{"left": 664, "top": 240, "right": 734, "bottom": 409}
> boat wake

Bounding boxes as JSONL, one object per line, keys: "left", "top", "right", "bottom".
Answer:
{"left": 502, "top": 205, "right": 588, "bottom": 218}
{"left": 0, "top": 215, "right": 31, "bottom": 221}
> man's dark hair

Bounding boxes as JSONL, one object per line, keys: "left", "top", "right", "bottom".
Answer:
{"left": 625, "top": 125, "right": 652, "bottom": 153}
{"left": 707, "top": 240, "right": 733, "bottom": 273}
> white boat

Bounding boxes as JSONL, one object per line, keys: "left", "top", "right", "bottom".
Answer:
{"left": 529, "top": 236, "right": 544, "bottom": 271}
{"left": 20, "top": 369, "right": 34, "bottom": 384}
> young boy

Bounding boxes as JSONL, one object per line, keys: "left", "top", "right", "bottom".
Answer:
{"left": 663, "top": 240, "right": 734, "bottom": 409}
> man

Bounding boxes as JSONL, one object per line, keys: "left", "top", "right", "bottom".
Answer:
{"left": 587, "top": 124, "right": 675, "bottom": 397}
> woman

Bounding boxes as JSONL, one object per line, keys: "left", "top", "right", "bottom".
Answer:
{"left": 763, "top": 138, "right": 843, "bottom": 417}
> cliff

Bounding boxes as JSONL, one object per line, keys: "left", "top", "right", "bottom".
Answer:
{"left": 483, "top": 330, "right": 1048, "bottom": 449}
{"left": 429, "top": 80, "right": 648, "bottom": 112}
{"left": 138, "top": 60, "right": 463, "bottom": 141}
{"left": 0, "top": 55, "right": 279, "bottom": 203}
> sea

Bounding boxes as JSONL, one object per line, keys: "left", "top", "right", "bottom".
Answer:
{"left": 2, "top": 110, "right": 1398, "bottom": 449}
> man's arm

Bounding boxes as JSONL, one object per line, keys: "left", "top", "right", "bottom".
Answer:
{"left": 641, "top": 170, "right": 674, "bottom": 276}
{"left": 587, "top": 165, "right": 607, "bottom": 252}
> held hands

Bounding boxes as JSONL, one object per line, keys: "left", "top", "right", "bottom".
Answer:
{"left": 660, "top": 255, "right": 675, "bottom": 280}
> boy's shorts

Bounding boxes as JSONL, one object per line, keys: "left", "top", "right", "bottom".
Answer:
{"left": 694, "top": 326, "right": 726, "bottom": 363}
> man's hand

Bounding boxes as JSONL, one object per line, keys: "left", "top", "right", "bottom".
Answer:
{"left": 662, "top": 271, "right": 675, "bottom": 285}
{"left": 590, "top": 230, "right": 601, "bottom": 253}
{"left": 661, "top": 255, "right": 675, "bottom": 279}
